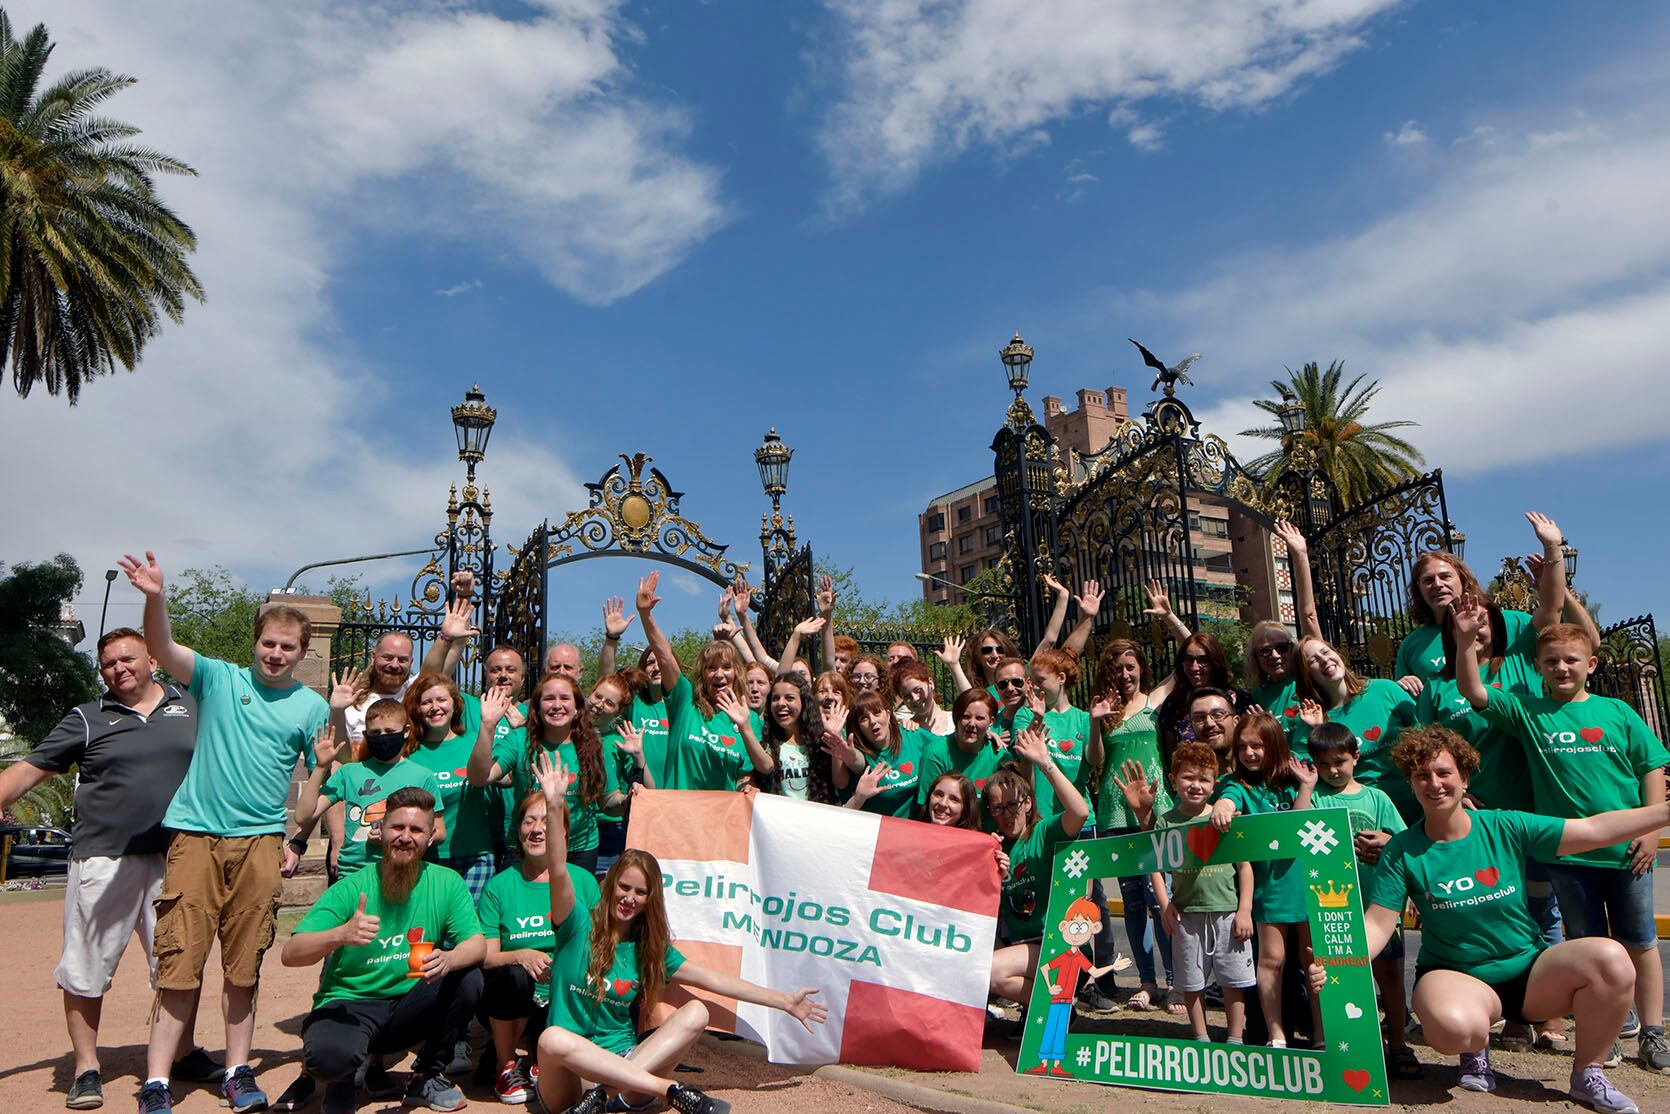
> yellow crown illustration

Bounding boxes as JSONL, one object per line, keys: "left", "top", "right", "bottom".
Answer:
{"left": 1310, "top": 881, "right": 1354, "bottom": 909}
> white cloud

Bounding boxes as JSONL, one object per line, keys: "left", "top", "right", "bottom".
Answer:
{"left": 671, "top": 574, "right": 706, "bottom": 598}
{"left": 436, "top": 279, "right": 483, "bottom": 297}
{"left": 0, "top": 1, "right": 726, "bottom": 605}
{"left": 819, "top": 0, "right": 1400, "bottom": 209}
{"left": 1131, "top": 119, "right": 1670, "bottom": 472}
{"left": 1384, "top": 119, "right": 1427, "bottom": 145}
{"left": 1127, "top": 122, "right": 1166, "bottom": 151}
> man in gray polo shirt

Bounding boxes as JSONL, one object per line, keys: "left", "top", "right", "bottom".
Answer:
{"left": 0, "top": 627, "right": 208, "bottom": 1109}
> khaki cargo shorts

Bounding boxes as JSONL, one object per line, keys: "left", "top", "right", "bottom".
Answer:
{"left": 152, "top": 832, "right": 283, "bottom": 990}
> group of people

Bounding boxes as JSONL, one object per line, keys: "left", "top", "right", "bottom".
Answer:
{"left": 0, "top": 506, "right": 1664, "bottom": 1114}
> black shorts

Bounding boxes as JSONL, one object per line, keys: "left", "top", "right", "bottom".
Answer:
{"left": 1415, "top": 959, "right": 1545, "bottom": 1026}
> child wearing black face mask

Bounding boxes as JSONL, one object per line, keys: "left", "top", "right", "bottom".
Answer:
{"left": 291, "top": 698, "right": 448, "bottom": 877}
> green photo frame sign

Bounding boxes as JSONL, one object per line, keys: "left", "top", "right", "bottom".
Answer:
{"left": 1016, "top": 807, "right": 1390, "bottom": 1106}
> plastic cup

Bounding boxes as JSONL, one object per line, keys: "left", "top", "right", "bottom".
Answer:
{"left": 407, "top": 940, "right": 434, "bottom": 978}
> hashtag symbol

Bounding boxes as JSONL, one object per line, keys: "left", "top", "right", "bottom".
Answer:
{"left": 1077, "top": 1047, "right": 1092, "bottom": 1067}
{"left": 1063, "top": 850, "right": 1090, "bottom": 879}
{"left": 1298, "top": 821, "right": 1339, "bottom": 856}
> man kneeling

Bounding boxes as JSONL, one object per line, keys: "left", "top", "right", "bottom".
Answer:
{"left": 281, "top": 787, "right": 485, "bottom": 1113}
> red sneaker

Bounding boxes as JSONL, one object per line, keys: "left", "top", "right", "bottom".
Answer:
{"left": 496, "top": 1059, "right": 533, "bottom": 1103}
{"left": 1023, "top": 1063, "right": 1050, "bottom": 1075}
{"left": 1050, "top": 1065, "right": 1074, "bottom": 1078}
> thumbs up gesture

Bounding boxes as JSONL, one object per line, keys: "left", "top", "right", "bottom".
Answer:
{"left": 339, "top": 892, "right": 380, "bottom": 947}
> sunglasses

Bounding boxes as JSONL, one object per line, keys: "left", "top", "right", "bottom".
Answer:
{"left": 979, "top": 646, "right": 1005, "bottom": 656}
{"left": 1255, "top": 642, "right": 1295, "bottom": 656}
{"left": 995, "top": 678, "right": 1028, "bottom": 690}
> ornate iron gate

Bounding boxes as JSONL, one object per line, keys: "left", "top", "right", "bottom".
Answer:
{"left": 756, "top": 542, "right": 816, "bottom": 669}
{"left": 1592, "top": 614, "right": 1667, "bottom": 739}
{"left": 1304, "top": 470, "right": 1455, "bottom": 679}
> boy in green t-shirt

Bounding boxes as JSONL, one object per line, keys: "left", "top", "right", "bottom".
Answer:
{"left": 1456, "top": 611, "right": 1670, "bottom": 1073}
{"left": 1308, "top": 722, "right": 1417, "bottom": 1077}
{"left": 1149, "top": 742, "right": 1254, "bottom": 1043}
{"left": 281, "top": 785, "right": 485, "bottom": 1114}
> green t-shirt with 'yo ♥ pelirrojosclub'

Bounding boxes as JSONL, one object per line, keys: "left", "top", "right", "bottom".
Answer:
{"left": 1370, "top": 808, "right": 1564, "bottom": 985}
{"left": 493, "top": 736, "right": 621, "bottom": 854}
{"left": 296, "top": 863, "right": 481, "bottom": 1008}
{"left": 1000, "top": 812, "right": 1076, "bottom": 943}
{"left": 406, "top": 733, "right": 497, "bottom": 859}
{"left": 1480, "top": 688, "right": 1670, "bottom": 869}
{"left": 855, "top": 729, "right": 928, "bottom": 818}
{"left": 477, "top": 864, "right": 602, "bottom": 1008}
{"left": 547, "top": 902, "right": 686, "bottom": 1055}
{"left": 662, "top": 675, "right": 757, "bottom": 792}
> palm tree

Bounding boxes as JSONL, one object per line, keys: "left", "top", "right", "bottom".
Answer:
{"left": 1240, "top": 360, "right": 1425, "bottom": 508}
{"left": 0, "top": 10, "right": 203, "bottom": 402}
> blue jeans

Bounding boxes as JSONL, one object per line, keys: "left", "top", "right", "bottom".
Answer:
{"left": 1546, "top": 861, "right": 1656, "bottom": 950}
{"left": 1040, "top": 1002, "right": 1072, "bottom": 1061}
{"left": 1523, "top": 857, "right": 1563, "bottom": 948}
{"left": 1117, "top": 872, "right": 1175, "bottom": 988}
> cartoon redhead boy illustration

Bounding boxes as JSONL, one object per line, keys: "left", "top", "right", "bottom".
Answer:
{"left": 1026, "top": 893, "right": 1130, "bottom": 1077}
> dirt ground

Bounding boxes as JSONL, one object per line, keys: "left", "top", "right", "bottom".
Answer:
{"left": 0, "top": 889, "right": 912, "bottom": 1113}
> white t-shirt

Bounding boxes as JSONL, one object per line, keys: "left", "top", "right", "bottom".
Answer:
{"left": 777, "top": 741, "right": 810, "bottom": 799}
{"left": 344, "top": 676, "right": 415, "bottom": 742}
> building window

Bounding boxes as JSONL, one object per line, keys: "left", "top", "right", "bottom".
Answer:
{"left": 986, "top": 557, "right": 999, "bottom": 570}
{"left": 983, "top": 525, "right": 1001, "bottom": 546}
{"left": 959, "top": 564, "right": 977, "bottom": 584}
{"left": 958, "top": 535, "right": 974, "bottom": 555}
{"left": 957, "top": 505, "right": 972, "bottom": 523}
{"left": 984, "top": 495, "right": 1000, "bottom": 515}
{"left": 928, "top": 541, "right": 946, "bottom": 561}
{"left": 927, "top": 513, "right": 944, "bottom": 531}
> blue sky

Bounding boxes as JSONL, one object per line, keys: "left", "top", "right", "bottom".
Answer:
{"left": 5, "top": 0, "right": 1670, "bottom": 651}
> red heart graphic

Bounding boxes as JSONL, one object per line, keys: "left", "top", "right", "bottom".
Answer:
{"left": 1475, "top": 867, "right": 1500, "bottom": 887}
{"left": 660, "top": 719, "right": 669, "bottom": 727}
{"left": 1185, "top": 826, "right": 1222, "bottom": 863}
{"left": 897, "top": 762, "right": 914, "bottom": 775}
{"left": 1362, "top": 726, "right": 1383, "bottom": 742}
{"left": 975, "top": 778, "right": 988, "bottom": 790}
{"left": 1059, "top": 739, "right": 1075, "bottom": 752}
{"left": 453, "top": 767, "right": 469, "bottom": 777}
{"left": 1342, "top": 1069, "right": 1370, "bottom": 1092}
{"left": 1580, "top": 727, "right": 1604, "bottom": 743}
{"left": 406, "top": 927, "right": 425, "bottom": 943}
{"left": 721, "top": 735, "right": 736, "bottom": 747}
{"left": 1284, "top": 705, "right": 1300, "bottom": 717}
{"left": 1491, "top": 681, "right": 1502, "bottom": 688}
{"left": 610, "top": 978, "right": 634, "bottom": 998}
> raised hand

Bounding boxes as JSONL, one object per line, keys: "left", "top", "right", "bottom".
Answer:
{"left": 715, "top": 688, "right": 751, "bottom": 729}
{"left": 439, "top": 595, "right": 479, "bottom": 642}
{"left": 819, "top": 697, "right": 849, "bottom": 737}
{"left": 1297, "top": 698, "right": 1325, "bottom": 728}
{"left": 1525, "top": 511, "right": 1563, "bottom": 549}
{"left": 1010, "top": 722, "right": 1051, "bottom": 766}
{"left": 711, "top": 621, "right": 740, "bottom": 641}
{"left": 817, "top": 574, "right": 836, "bottom": 617}
{"left": 794, "top": 615, "right": 827, "bottom": 637}
{"left": 1042, "top": 573, "right": 1068, "bottom": 597}
{"left": 1074, "top": 578, "right": 1104, "bottom": 617}
{"left": 1272, "top": 518, "right": 1308, "bottom": 557}
{"left": 532, "top": 750, "right": 574, "bottom": 804}
{"left": 602, "top": 596, "right": 636, "bottom": 640}
{"left": 732, "top": 576, "right": 754, "bottom": 615}
{"left": 1111, "top": 758, "right": 1156, "bottom": 817}
{"left": 340, "top": 892, "right": 380, "bottom": 947}
{"left": 1290, "top": 756, "right": 1318, "bottom": 789}
{"left": 1141, "top": 578, "right": 1172, "bottom": 618}
{"left": 328, "top": 667, "right": 365, "bottom": 712}
{"left": 481, "top": 684, "right": 516, "bottom": 728}
{"left": 1451, "top": 592, "right": 1486, "bottom": 642}
{"left": 717, "top": 587, "right": 735, "bottom": 623}
{"left": 1521, "top": 553, "right": 1546, "bottom": 584}
{"left": 117, "top": 551, "right": 165, "bottom": 597}
{"left": 1210, "top": 798, "right": 1237, "bottom": 832}
{"left": 937, "top": 634, "right": 965, "bottom": 668}
{"left": 853, "top": 760, "right": 889, "bottom": 801}
{"left": 1024, "top": 682, "right": 1046, "bottom": 718}
{"left": 635, "top": 572, "right": 661, "bottom": 614}
{"left": 783, "top": 988, "right": 829, "bottom": 1032}
{"left": 819, "top": 727, "right": 860, "bottom": 770}
{"left": 614, "top": 720, "right": 644, "bottom": 761}
{"left": 1089, "top": 694, "right": 1116, "bottom": 721}
{"left": 312, "top": 724, "right": 348, "bottom": 768}
{"left": 449, "top": 569, "right": 476, "bottom": 599}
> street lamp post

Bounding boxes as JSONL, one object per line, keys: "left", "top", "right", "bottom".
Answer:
{"left": 990, "top": 331, "right": 1059, "bottom": 649}
{"left": 97, "top": 568, "right": 117, "bottom": 643}
{"left": 446, "top": 386, "right": 497, "bottom": 683}
{"left": 755, "top": 427, "right": 796, "bottom": 588}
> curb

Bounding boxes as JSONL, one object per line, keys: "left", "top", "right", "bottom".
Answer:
{"left": 699, "top": 1034, "right": 1036, "bottom": 1114}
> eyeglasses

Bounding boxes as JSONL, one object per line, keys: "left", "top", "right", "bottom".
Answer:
{"left": 1255, "top": 642, "right": 1295, "bottom": 656}
{"left": 1188, "top": 709, "right": 1235, "bottom": 725}
{"left": 995, "top": 678, "right": 1027, "bottom": 690}
{"left": 1182, "top": 653, "right": 1212, "bottom": 664}
{"left": 988, "top": 800, "right": 1028, "bottom": 816}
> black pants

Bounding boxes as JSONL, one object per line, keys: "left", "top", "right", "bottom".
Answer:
{"left": 303, "top": 967, "right": 483, "bottom": 1082}
{"left": 568, "top": 847, "right": 599, "bottom": 877}
{"left": 478, "top": 966, "right": 542, "bottom": 1022}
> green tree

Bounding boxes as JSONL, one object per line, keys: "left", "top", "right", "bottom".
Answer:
{"left": 1241, "top": 361, "right": 1425, "bottom": 508}
{"left": 0, "top": 9, "right": 204, "bottom": 401}
{"left": 0, "top": 554, "right": 97, "bottom": 827}
{"left": 168, "top": 566, "right": 361, "bottom": 670}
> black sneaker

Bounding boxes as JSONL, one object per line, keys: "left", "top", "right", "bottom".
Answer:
{"left": 65, "top": 1069, "right": 102, "bottom": 1109}
{"left": 137, "top": 1081, "right": 173, "bottom": 1114}
{"left": 321, "top": 1081, "right": 356, "bottom": 1114}
{"left": 665, "top": 1083, "right": 730, "bottom": 1114}
{"left": 272, "top": 1072, "right": 315, "bottom": 1112}
{"left": 362, "top": 1061, "right": 400, "bottom": 1100}
{"left": 171, "top": 1047, "right": 225, "bottom": 1084}
{"left": 566, "top": 1086, "right": 607, "bottom": 1114}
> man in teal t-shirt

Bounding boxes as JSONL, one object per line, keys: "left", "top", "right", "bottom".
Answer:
{"left": 283, "top": 785, "right": 485, "bottom": 1113}
{"left": 120, "top": 552, "right": 330, "bottom": 1112}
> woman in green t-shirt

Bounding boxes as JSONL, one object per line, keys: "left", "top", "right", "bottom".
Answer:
{"left": 469, "top": 674, "right": 619, "bottom": 877}
{"left": 1360, "top": 726, "right": 1664, "bottom": 1111}
{"left": 835, "top": 691, "right": 923, "bottom": 817}
{"left": 756, "top": 673, "right": 838, "bottom": 803}
{"left": 1291, "top": 635, "right": 1416, "bottom": 813}
{"left": 529, "top": 756, "right": 828, "bottom": 1114}
{"left": 1393, "top": 550, "right": 1485, "bottom": 695}
{"left": 476, "top": 788, "right": 605, "bottom": 1103}
{"left": 404, "top": 672, "right": 499, "bottom": 899}
{"left": 1086, "top": 638, "right": 1177, "bottom": 1011}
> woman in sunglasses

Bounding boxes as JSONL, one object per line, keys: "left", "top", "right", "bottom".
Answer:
{"left": 1246, "top": 521, "right": 1324, "bottom": 733}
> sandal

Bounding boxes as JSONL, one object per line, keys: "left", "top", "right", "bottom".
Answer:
{"left": 1126, "top": 989, "right": 1154, "bottom": 1011}
{"left": 1390, "top": 1046, "right": 1423, "bottom": 1079}
{"left": 1157, "top": 990, "right": 1186, "bottom": 1016}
